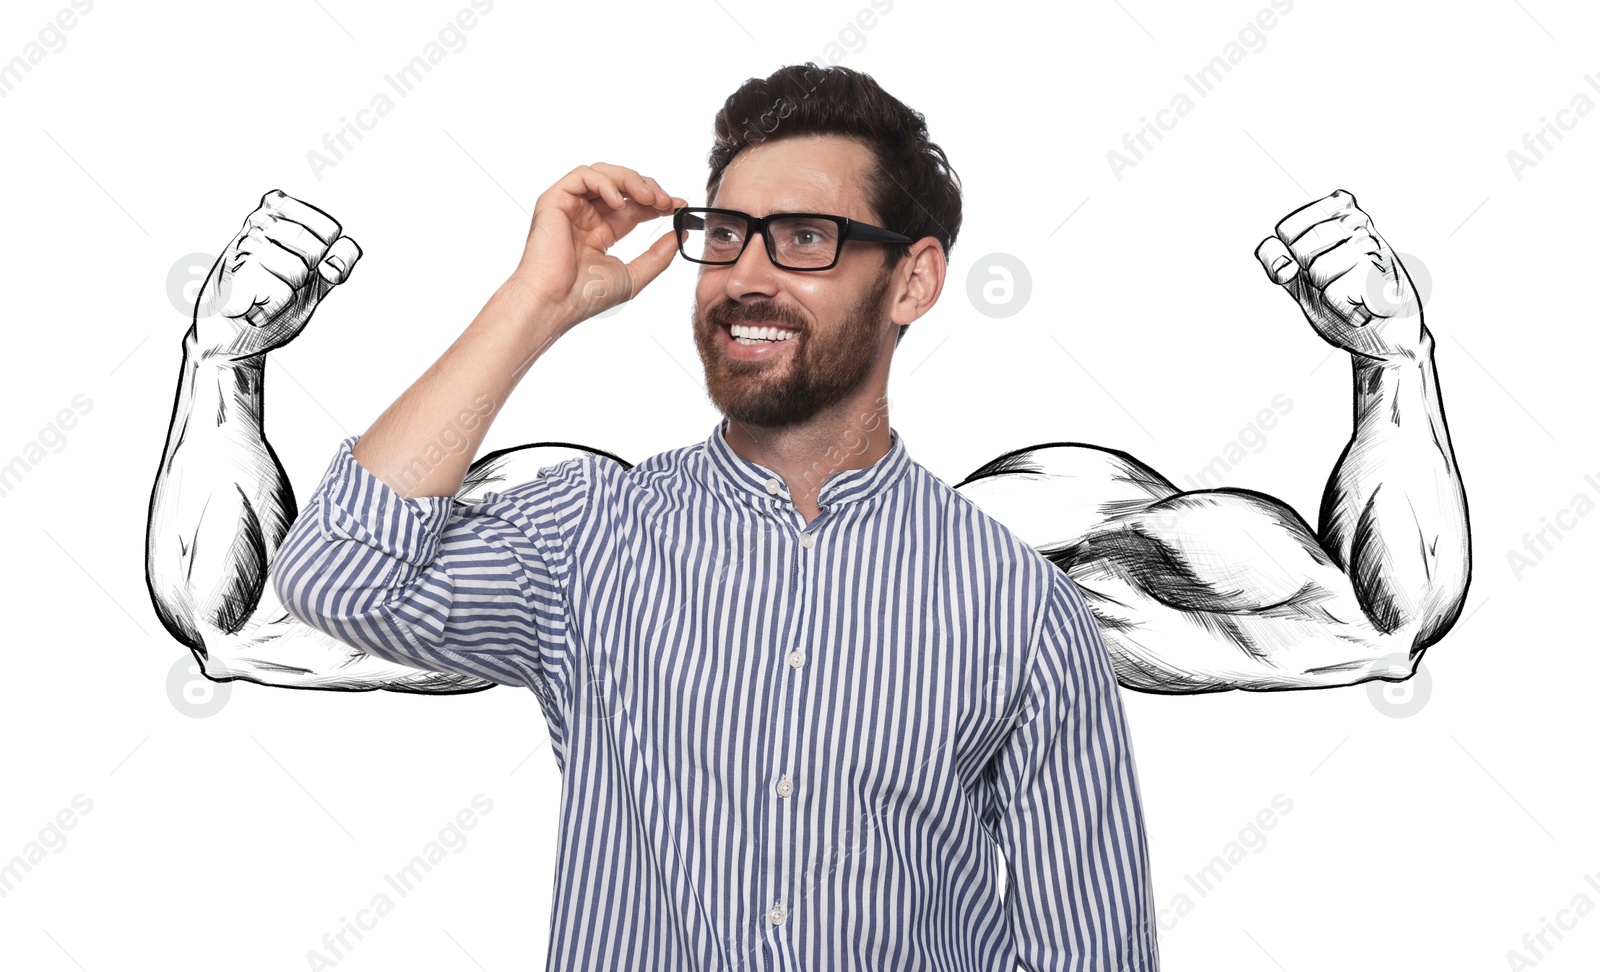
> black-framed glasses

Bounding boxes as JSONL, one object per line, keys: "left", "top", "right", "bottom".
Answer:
{"left": 673, "top": 206, "right": 913, "bottom": 271}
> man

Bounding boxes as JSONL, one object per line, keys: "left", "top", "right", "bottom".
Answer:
{"left": 266, "top": 65, "right": 1160, "bottom": 969}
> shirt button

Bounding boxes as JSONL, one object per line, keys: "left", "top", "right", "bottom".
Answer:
{"left": 764, "top": 477, "right": 781, "bottom": 494}
{"left": 768, "top": 902, "right": 787, "bottom": 925}
{"left": 787, "top": 649, "right": 805, "bottom": 669}
{"left": 800, "top": 532, "right": 815, "bottom": 549}
{"left": 776, "top": 774, "right": 794, "bottom": 797}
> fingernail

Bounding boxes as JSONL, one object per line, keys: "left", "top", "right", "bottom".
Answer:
{"left": 325, "top": 255, "right": 347, "bottom": 275}
{"left": 1270, "top": 256, "right": 1292, "bottom": 274}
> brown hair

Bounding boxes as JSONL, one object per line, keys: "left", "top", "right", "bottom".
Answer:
{"left": 705, "top": 63, "right": 963, "bottom": 345}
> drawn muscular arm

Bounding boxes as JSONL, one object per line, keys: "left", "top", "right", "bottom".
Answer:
{"left": 958, "top": 191, "right": 1469, "bottom": 693}
{"left": 145, "top": 190, "right": 493, "bottom": 692}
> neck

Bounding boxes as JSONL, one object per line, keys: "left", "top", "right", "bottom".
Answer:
{"left": 722, "top": 389, "right": 892, "bottom": 522}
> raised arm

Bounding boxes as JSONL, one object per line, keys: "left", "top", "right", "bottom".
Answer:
{"left": 269, "top": 163, "right": 686, "bottom": 713}
{"left": 144, "top": 190, "right": 491, "bottom": 692}
{"left": 959, "top": 190, "right": 1469, "bottom": 693}
{"left": 1252, "top": 189, "right": 1468, "bottom": 675}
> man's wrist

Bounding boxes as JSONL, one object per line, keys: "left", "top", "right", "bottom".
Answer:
{"left": 1353, "top": 322, "right": 1434, "bottom": 372}
{"left": 183, "top": 323, "right": 267, "bottom": 372}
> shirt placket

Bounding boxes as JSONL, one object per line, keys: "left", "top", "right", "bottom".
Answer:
{"left": 757, "top": 477, "right": 825, "bottom": 971}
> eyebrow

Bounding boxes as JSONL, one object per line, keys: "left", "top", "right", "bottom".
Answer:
{"left": 717, "top": 203, "right": 854, "bottom": 217}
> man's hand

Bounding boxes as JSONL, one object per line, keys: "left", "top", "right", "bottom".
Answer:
{"left": 192, "top": 190, "right": 363, "bottom": 361}
{"left": 1255, "top": 189, "right": 1426, "bottom": 362}
{"left": 509, "top": 162, "right": 686, "bottom": 334}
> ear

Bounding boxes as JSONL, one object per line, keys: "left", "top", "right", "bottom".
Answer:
{"left": 889, "top": 238, "right": 946, "bottom": 327}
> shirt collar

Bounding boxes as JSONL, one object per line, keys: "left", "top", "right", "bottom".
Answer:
{"left": 703, "top": 417, "right": 912, "bottom": 511}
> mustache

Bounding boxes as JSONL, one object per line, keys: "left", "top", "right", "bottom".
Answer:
{"left": 709, "top": 302, "right": 806, "bottom": 330}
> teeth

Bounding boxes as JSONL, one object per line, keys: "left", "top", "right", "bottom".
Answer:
{"left": 730, "top": 323, "right": 797, "bottom": 343}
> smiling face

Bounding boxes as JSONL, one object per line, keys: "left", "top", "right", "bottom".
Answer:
{"left": 690, "top": 134, "right": 900, "bottom": 430}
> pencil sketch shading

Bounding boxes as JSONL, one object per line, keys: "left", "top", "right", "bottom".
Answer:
{"left": 145, "top": 188, "right": 1470, "bottom": 697}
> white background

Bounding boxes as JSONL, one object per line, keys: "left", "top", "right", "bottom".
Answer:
{"left": 1, "top": 0, "right": 1595, "bottom": 968}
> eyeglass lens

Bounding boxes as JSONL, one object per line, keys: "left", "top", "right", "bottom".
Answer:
{"left": 680, "top": 212, "right": 841, "bottom": 269}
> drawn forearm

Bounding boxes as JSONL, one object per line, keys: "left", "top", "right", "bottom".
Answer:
{"left": 146, "top": 326, "right": 294, "bottom": 650}
{"left": 1318, "top": 326, "right": 1470, "bottom": 652}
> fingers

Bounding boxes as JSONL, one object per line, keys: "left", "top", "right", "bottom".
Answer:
{"left": 236, "top": 231, "right": 314, "bottom": 289}
{"left": 234, "top": 191, "right": 362, "bottom": 291}
{"left": 541, "top": 163, "right": 680, "bottom": 214}
{"left": 1255, "top": 236, "right": 1297, "bottom": 284}
{"left": 588, "top": 162, "right": 677, "bottom": 211}
{"left": 1262, "top": 187, "right": 1391, "bottom": 287}
{"left": 1317, "top": 263, "right": 1374, "bottom": 327}
{"left": 318, "top": 236, "right": 363, "bottom": 285}
{"left": 622, "top": 228, "right": 684, "bottom": 301}
{"left": 258, "top": 189, "right": 341, "bottom": 244}
{"left": 1273, "top": 188, "right": 1358, "bottom": 247}
{"left": 1287, "top": 212, "right": 1374, "bottom": 264}
{"left": 1301, "top": 235, "right": 1382, "bottom": 291}
{"left": 244, "top": 210, "right": 329, "bottom": 268}
{"left": 225, "top": 260, "right": 293, "bottom": 325}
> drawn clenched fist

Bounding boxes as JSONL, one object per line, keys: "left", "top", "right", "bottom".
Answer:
{"left": 1256, "top": 190, "right": 1426, "bottom": 362}
{"left": 192, "top": 190, "right": 362, "bottom": 360}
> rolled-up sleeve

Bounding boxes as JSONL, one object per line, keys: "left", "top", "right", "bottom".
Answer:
{"left": 270, "top": 434, "right": 589, "bottom": 733}
{"left": 981, "top": 571, "right": 1159, "bottom": 970}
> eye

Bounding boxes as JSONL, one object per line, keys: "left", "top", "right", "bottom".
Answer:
{"left": 782, "top": 222, "right": 831, "bottom": 246}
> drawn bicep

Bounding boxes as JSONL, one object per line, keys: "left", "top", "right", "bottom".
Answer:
{"left": 1048, "top": 490, "right": 1394, "bottom": 692}
{"left": 206, "top": 608, "right": 496, "bottom": 693}
{"left": 954, "top": 442, "right": 1178, "bottom": 551}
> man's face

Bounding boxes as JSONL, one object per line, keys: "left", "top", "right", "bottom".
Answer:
{"left": 690, "top": 135, "right": 896, "bottom": 429}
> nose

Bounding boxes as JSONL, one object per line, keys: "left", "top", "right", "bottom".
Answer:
{"left": 724, "top": 228, "right": 782, "bottom": 298}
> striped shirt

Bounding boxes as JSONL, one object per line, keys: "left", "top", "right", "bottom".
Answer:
{"left": 272, "top": 419, "right": 1159, "bottom": 971}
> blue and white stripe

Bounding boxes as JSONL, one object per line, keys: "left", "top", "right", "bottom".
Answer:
{"left": 273, "top": 419, "right": 1159, "bottom": 970}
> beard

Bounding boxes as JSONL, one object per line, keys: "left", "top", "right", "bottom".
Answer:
{"left": 692, "top": 272, "right": 892, "bottom": 429}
